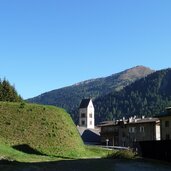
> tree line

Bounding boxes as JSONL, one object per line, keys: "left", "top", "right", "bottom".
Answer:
{"left": 0, "top": 79, "right": 22, "bottom": 102}
{"left": 94, "top": 69, "right": 171, "bottom": 123}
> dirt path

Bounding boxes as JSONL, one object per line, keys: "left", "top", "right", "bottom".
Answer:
{"left": 0, "top": 159, "right": 171, "bottom": 171}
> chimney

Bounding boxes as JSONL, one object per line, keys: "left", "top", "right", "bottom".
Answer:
{"left": 129, "top": 117, "right": 133, "bottom": 123}
{"left": 142, "top": 115, "right": 145, "bottom": 119}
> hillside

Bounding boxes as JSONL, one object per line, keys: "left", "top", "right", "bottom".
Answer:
{"left": 94, "top": 68, "right": 171, "bottom": 123}
{"left": 0, "top": 102, "right": 85, "bottom": 158}
{"left": 28, "top": 66, "right": 154, "bottom": 123}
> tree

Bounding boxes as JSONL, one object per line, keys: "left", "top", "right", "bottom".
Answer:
{"left": 0, "top": 79, "right": 22, "bottom": 102}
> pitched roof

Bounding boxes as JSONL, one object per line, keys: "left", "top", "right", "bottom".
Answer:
{"left": 98, "top": 121, "right": 116, "bottom": 127}
{"left": 126, "top": 118, "right": 159, "bottom": 125}
{"left": 77, "top": 127, "right": 100, "bottom": 144}
{"left": 79, "top": 99, "right": 91, "bottom": 108}
{"left": 98, "top": 118, "right": 159, "bottom": 127}
{"left": 157, "top": 107, "right": 171, "bottom": 118}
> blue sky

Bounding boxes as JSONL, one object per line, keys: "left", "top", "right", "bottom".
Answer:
{"left": 0, "top": 0, "right": 171, "bottom": 99}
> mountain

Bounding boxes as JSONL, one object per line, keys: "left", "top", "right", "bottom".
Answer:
{"left": 94, "top": 68, "right": 171, "bottom": 123}
{"left": 0, "top": 102, "right": 85, "bottom": 158}
{"left": 28, "top": 66, "right": 154, "bottom": 123}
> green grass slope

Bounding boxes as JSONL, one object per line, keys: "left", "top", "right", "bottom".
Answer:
{"left": 0, "top": 143, "right": 58, "bottom": 162}
{"left": 0, "top": 102, "right": 85, "bottom": 158}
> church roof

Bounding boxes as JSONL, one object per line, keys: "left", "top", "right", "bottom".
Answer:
{"left": 77, "top": 127, "right": 100, "bottom": 144}
{"left": 79, "top": 99, "right": 91, "bottom": 108}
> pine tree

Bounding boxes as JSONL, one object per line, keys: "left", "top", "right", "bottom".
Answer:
{"left": 0, "top": 79, "right": 22, "bottom": 102}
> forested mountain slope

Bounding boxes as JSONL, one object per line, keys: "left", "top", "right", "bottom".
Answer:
{"left": 28, "top": 66, "right": 153, "bottom": 122}
{"left": 94, "top": 68, "right": 171, "bottom": 123}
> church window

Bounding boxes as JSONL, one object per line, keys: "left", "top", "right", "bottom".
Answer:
{"left": 81, "top": 113, "right": 86, "bottom": 118}
{"left": 81, "top": 120, "right": 85, "bottom": 125}
{"left": 165, "top": 121, "right": 169, "bottom": 127}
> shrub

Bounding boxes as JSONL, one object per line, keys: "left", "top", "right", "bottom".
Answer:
{"left": 107, "top": 149, "right": 136, "bottom": 159}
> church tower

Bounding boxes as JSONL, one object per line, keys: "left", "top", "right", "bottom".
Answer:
{"left": 79, "top": 98, "right": 95, "bottom": 129}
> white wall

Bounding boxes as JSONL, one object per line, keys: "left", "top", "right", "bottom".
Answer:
{"left": 156, "top": 124, "right": 161, "bottom": 140}
{"left": 79, "top": 99, "right": 95, "bottom": 129}
{"left": 87, "top": 100, "right": 95, "bottom": 129}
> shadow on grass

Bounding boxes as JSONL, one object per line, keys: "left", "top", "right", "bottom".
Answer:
{"left": 1, "top": 158, "right": 171, "bottom": 171}
{"left": 12, "top": 144, "right": 46, "bottom": 156}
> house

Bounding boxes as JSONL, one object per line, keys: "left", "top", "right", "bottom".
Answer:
{"left": 77, "top": 98, "right": 100, "bottom": 144}
{"left": 158, "top": 107, "right": 171, "bottom": 140}
{"left": 99, "top": 120, "right": 122, "bottom": 146}
{"left": 99, "top": 116, "right": 160, "bottom": 148}
{"left": 124, "top": 117, "right": 160, "bottom": 147}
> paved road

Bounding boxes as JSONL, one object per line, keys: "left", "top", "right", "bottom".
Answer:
{"left": 0, "top": 159, "right": 171, "bottom": 171}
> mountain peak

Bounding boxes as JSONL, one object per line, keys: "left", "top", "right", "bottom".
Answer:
{"left": 124, "top": 65, "right": 154, "bottom": 72}
{"left": 118, "top": 66, "right": 154, "bottom": 80}
{"left": 28, "top": 65, "right": 155, "bottom": 124}
{"left": 94, "top": 68, "right": 171, "bottom": 123}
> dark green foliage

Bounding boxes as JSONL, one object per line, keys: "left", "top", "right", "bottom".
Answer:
{"left": 94, "top": 69, "right": 171, "bottom": 123}
{"left": 106, "top": 150, "right": 136, "bottom": 159}
{"left": 0, "top": 79, "right": 22, "bottom": 102}
{"left": 28, "top": 66, "right": 153, "bottom": 123}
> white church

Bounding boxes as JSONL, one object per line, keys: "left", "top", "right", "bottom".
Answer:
{"left": 77, "top": 98, "right": 100, "bottom": 145}
{"left": 79, "top": 98, "right": 95, "bottom": 129}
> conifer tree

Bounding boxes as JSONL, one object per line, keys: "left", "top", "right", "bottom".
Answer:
{"left": 0, "top": 79, "right": 22, "bottom": 102}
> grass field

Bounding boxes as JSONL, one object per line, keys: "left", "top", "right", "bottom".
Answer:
{"left": 0, "top": 142, "right": 115, "bottom": 162}
{"left": 0, "top": 102, "right": 85, "bottom": 158}
{"left": 0, "top": 102, "right": 115, "bottom": 161}
{"left": 0, "top": 102, "right": 170, "bottom": 170}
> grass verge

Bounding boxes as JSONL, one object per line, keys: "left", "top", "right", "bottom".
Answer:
{"left": 0, "top": 143, "right": 59, "bottom": 162}
{"left": 106, "top": 149, "right": 136, "bottom": 159}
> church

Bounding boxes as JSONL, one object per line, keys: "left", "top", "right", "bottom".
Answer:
{"left": 79, "top": 98, "right": 95, "bottom": 129}
{"left": 77, "top": 98, "right": 100, "bottom": 145}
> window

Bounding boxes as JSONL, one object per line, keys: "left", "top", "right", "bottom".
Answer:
{"left": 129, "top": 127, "right": 136, "bottom": 133}
{"left": 166, "top": 134, "right": 170, "bottom": 140}
{"left": 140, "top": 126, "right": 145, "bottom": 133}
{"left": 81, "top": 120, "right": 85, "bottom": 125}
{"left": 122, "top": 132, "right": 126, "bottom": 137}
{"left": 128, "top": 127, "right": 131, "bottom": 133}
{"left": 165, "top": 121, "right": 169, "bottom": 127}
{"left": 81, "top": 113, "right": 86, "bottom": 118}
{"left": 90, "top": 121, "right": 92, "bottom": 125}
{"left": 132, "top": 127, "right": 135, "bottom": 133}
{"left": 89, "top": 113, "right": 92, "bottom": 118}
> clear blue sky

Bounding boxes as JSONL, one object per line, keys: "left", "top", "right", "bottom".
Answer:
{"left": 0, "top": 0, "right": 171, "bottom": 99}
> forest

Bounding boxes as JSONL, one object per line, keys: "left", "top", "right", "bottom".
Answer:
{"left": 94, "top": 69, "right": 171, "bottom": 123}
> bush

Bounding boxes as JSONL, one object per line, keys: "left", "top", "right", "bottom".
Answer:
{"left": 107, "top": 149, "right": 136, "bottom": 159}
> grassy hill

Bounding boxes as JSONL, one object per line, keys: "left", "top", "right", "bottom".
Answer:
{"left": 0, "top": 102, "right": 85, "bottom": 158}
{"left": 28, "top": 66, "right": 154, "bottom": 123}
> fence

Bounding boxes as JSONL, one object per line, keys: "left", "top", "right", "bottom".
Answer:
{"left": 138, "top": 140, "right": 171, "bottom": 161}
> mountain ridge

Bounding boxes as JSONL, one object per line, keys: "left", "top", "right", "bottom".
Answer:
{"left": 94, "top": 68, "right": 171, "bottom": 123}
{"left": 28, "top": 65, "right": 154, "bottom": 123}
{"left": 73, "top": 65, "right": 153, "bottom": 86}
